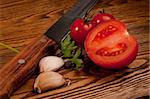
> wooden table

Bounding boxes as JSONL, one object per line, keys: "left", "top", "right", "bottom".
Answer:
{"left": 0, "top": 0, "right": 149, "bottom": 98}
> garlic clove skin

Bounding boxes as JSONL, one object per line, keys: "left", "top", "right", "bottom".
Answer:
{"left": 34, "top": 71, "right": 65, "bottom": 93}
{"left": 39, "top": 56, "right": 64, "bottom": 72}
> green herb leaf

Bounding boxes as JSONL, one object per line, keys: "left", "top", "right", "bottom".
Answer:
{"left": 60, "top": 35, "right": 83, "bottom": 70}
{"left": 71, "top": 58, "right": 83, "bottom": 69}
{"left": 71, "top": 48, "right": 83, "bottom": 69}
{"left": 61, "top": 35, "right": 78, "bottom": 57}
{"left": 73, "top": 48, "right": 81, "bottom": 59}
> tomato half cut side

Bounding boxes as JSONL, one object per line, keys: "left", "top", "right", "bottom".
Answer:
{"left": 84, "top": 20, "right": 138, "bottom": 69}
{"left": 86, "top": 20, "right": 128, "bottom": 48}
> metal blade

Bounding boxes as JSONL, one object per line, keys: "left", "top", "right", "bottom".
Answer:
{"left": 45, "top": 0, "right": 98, "bottom": 42}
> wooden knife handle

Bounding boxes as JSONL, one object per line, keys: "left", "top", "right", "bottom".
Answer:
{"left": 0, "top": 35, "right": 56, "bottom": 98}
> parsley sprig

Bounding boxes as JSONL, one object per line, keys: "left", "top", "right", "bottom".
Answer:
{"left": 60, "top": 35, "right": 83, "bottom": 70}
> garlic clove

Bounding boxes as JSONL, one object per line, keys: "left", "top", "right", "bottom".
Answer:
{"left": 39, "top": 56, "right": 64, "bottom": 72}
{"left": 34, "top": 71, "right": 65, "bottom": 93}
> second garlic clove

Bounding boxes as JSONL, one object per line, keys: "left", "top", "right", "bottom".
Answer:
{"left": 34, "top": 71, "right": 65, "bottom": 93}
{"left": 39, "top": 56, "right": 64, "bottom": 72}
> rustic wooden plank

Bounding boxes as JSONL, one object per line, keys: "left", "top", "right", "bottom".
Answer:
{"left": 11, "top": 61, "right": 149, "bottom": 99}
{"left": 0, "top": 0, "right": 149, "bottom": 66}
{"left": 0, "top": 0, "right": 149, "bottom": 99}
{"left": 9, "top": 0, "right": 150, "bottom": 99}
{"left": 0, "top": 0, "right": 77, "bottom": 66}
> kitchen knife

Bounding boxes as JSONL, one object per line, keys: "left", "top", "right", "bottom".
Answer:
{"left": 0, "top": 0, "right": 98, "bottom": 98}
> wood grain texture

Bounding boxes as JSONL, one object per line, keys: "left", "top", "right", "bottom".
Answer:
{"left": 0, "top": 0, "right": 149, "bottom": 99}
{"left": 0, "top": 0, "right": 77, "bottom": 66}
{"left": 0, "top": 35, "right": 56, "bottom": 98}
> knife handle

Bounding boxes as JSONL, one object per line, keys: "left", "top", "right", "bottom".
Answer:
{"left": 0, "top": 35, "right": 56, "bottom": 98}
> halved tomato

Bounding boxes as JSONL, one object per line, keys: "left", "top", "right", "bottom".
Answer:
{"left": 84, "top": 20, "right": 138, "bottom": 69}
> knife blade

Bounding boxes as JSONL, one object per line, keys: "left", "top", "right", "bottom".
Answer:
{"left": 0, "top": 0, "right": 98, "bottom": 98}
{"left": 45, "top": 0, "right": 98, "bottom": 42}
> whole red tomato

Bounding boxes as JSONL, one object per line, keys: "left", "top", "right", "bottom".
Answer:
{"left": 70, "top": 13, "right": 115, "bottom": 45}
{"left": 70, "top": 19, "right": 92, "bottom": 45}
{"left": 84, "top": 20, "right": 138, "bottom": 69}
{"left": 91, "top": 13, "right": 115, "bottom": 27}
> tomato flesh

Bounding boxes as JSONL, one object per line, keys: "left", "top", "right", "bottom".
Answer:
{"left": 84, "top": 20, "right": 138, "bottom": 69}
{"left": 87, "top": 20, "right": 127, "bottom": 49}
{"left": 96, "top": 43, "right": 127, "bottom": 56}
{"left": 93, "top": 25, "right": 118, "bottom": 41}
{"left": 70, "top": 13, "right": 115, "bottom": 45}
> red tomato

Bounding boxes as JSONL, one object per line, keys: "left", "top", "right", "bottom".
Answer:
{"left": 70, "top": 19, "right": 92, "bottom": 45}
{"left": 91, "top": 13, "right": 115, "bottom": 27}
{"left": 84, "top": 20, "right": 138, "bottom": 69}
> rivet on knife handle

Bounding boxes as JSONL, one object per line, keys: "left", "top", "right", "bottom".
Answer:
{"left": 0, "top": 35, "right": 55, "bottom": 98}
